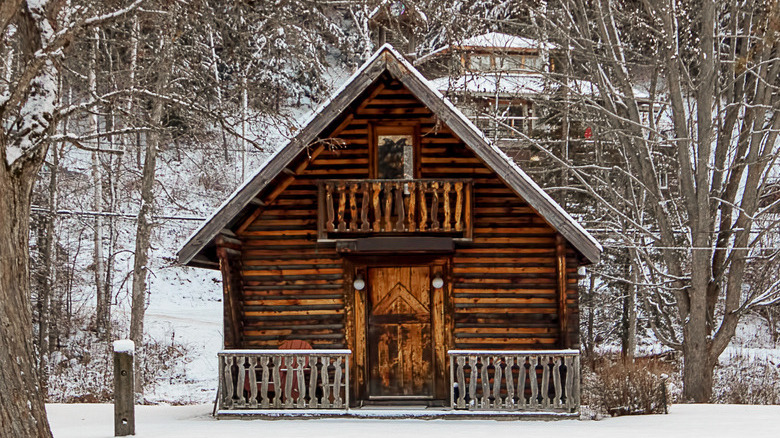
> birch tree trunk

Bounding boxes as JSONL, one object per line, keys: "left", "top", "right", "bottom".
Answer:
{"left": 129, "top": 29, "right": 172, "bottom": 398}
{"left": 89, "top": 28, "right": 109, "bottom": 339}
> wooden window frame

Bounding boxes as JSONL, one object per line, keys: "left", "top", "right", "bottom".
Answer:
{"left": 369, "top": 123, "right": 421, "bottom": 179}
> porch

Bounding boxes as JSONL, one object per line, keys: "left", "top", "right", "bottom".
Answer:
{"left": 216, "top": 349, "right": 580, "bottom": 417}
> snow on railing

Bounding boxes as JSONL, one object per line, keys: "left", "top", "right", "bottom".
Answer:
{"left": 448, "top": 350, "right": 580, "bottom": 413}
{"left": 218, "top": 349, "right": 351, "bottom": 410}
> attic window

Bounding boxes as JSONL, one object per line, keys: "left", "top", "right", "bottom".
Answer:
{"left": 377, "top": 134, "right": 414, "bottom": 179}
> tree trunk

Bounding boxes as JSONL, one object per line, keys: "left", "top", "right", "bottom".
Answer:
{"left": 90, "top": 28, "right": 109, "bottom": 339}
{"left": 0, "top": 158, "right": 53, "bottom": 437}
{"left": 36, "top": 143, "right": 59, "bottom": 398}
{"left": 682, "top": 322, "right": 714, "bottom": 402}
{"left": 129, "top": 30, "right": 171, "bottom": 399}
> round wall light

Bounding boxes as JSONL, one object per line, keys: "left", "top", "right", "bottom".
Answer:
{"left": 353, "top": 276, "right": 366, "bottom": 291}
{"left": 432, "top": 275, "right": 444, "bottom": 289}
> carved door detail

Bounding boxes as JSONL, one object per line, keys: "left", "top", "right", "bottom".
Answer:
{"left": 367, "top": 266, "right": 433, "bottom": 399}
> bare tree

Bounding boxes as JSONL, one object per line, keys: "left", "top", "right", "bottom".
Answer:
{"left": 0, "top": 1, "right": 141, "bottom": 435}
{"left": 527, "top": 0, "right": 780, "bottom": 401}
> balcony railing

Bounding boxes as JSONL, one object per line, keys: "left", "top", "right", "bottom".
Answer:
{"left": 317, "top": 179, "right": 473, "bottom": 240}
{"left": 448, "top": 350, "right": 580, "bottom": 413}
{"left": 218, "top": 349, "right": 351, "bottom": 410}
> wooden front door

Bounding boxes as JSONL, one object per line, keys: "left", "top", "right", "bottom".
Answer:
{"left": 367, "top": 266, "right": 434, "bottom": 399}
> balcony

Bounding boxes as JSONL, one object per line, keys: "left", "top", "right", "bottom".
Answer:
{"left": 317, "top": 179, "right": 473, "bottom": 241}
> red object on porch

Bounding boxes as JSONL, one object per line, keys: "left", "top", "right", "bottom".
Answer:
{"left": 584, "top": 126, "right": 592, "bottom": 138}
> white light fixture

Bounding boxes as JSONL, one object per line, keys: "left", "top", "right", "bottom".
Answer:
{"left": 432, "top": 275, "right": 444, "bottom": 289}
{"left": 353, "top": 275, "right": 366, "bottom": 291}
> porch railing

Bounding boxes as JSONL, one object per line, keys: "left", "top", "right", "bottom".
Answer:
{"left": 218, "top": 349, "right": 351, "bottom": 410}
{"left": 317, "top": 179, "right": 473, "bottom": 240}
{"left": 448, "top": 350, "right": 580, "bottom": 413}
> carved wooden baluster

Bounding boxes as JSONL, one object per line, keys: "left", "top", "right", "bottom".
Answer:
{"left": 223, "top": 356, "right": 235, "bottom": 408}
{"left": 236, "top": 356, "right": 246, "bottom": 407}
{"left": 518, "top": 356, "right": 528, "bottom": 409}
{"left": 553, "top": 357, "right": 563, "bottom": 408}
{"left": 480, "top": 356, "right": 489, "bottom": 409}
{"left": 492, "top": 355, "right": 503, "bottom": 409}
{"left": 360, "top": 182, "right": 370, "bottom": 231}
{"left": 454, "top": 182, "right": 463, "bottom": 232}
{"left": 321, "top": 357, "right": 331, "bottom": 407}
{"left": 272, "top": 356, "right": 282, "bottom": 408}
{"left": 395, "top": 182, "right": 405, "bottom": 231}
{"left": 406, "top": 181, "right": 416, "bottom": 232}
{"left": 372, "top": 182, "right": 382, "bottom": 232}
{"left": 284, "top": 357, "right": 295, "bottom": 408}
{"left": 456, "top": 356, "right": 466, "bottom": 409}
{"left": 541, "top": 356, "right": 550, "bottom": 409}
{"left": 564, "top": 356, "right": 574, "bottom": 410}
{"left": 430, "top": 181, "right": 440, "bottom": 231}
{"left": 260, "top": 355, "right": 270, "bottom": 408}
{"left": 337, "top": 183, "right": 347, "bottom": 232}
{"left": 296, "top": 356, "right": 306, "bottom": 408}
{"left": 349, "top": 183, "right": 358, "bottom": 231}
{"left": 418, "top": 182, "right": 428, "bottom": 231}
{"left": 308, "top": 356, "right": 319, "bottom": 408}
{"left": 529, "top": 356, "right": 539, "bottom": 409}
{"left": 248, "top": 356, "right": 258, "bottom": 408}
{"left": 325, "top": 183, "right": 335, "bottom": 232}
{"left": 443, "top": 182, "right": 452, "bottom": 231}
{"left": 505, "top": 356, "right": 515, "bottom": 409}
{"left": 334, "top": 356, "right": 344, "bottom": 408}
{"left": 383, "top": 182, "right": 393, "bottom": 231}
{"left": 468, "top": 355, "right": 477, "bottom": 408}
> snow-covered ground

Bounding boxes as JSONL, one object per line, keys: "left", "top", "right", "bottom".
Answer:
{"left": 47, "top": 403, "right": 780, "bottom": 437}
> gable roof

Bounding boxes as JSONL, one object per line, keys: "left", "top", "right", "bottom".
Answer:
{"left": 177, "top": 44, "right": 602, "bottom": 266}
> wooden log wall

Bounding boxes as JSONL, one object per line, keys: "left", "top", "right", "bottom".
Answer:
{"left": 415, "top": 97, "right": 581, "bottom": 351}
{"left": 231, "top": 73, "right": 580, "bottom": 351}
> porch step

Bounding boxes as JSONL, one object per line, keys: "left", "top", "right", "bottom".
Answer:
{"left": 215, "top": 408, "right": 579, "bottom": 420}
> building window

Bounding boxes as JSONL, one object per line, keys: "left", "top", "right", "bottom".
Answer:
{"left": 377, "top": 133, "right": 414, "bottom": 179}
{"left": 469, "top": 54, "right": 493, "bottom": 71}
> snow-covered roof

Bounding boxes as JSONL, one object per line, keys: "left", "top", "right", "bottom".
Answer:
{"left": 430, "top": 73, "right": 650, "bottom": 101}
{"left": 430, "top": 74, "right": 550, "bottom": 96}
{"left": 416, "top": 32, "right": 555, "bottom": 65}
{"left": 177, "top": 44, "right": 601, "bottom": 266}
{"left": 460, "top": 32, "right": 553, "bottom": 51}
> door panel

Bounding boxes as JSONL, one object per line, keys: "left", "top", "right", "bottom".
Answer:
{"left": 367, "top": 266, "right": 434, "bottom": 398}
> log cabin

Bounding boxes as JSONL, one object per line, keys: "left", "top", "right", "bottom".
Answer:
{"left": 177, "top": 45, "right": 601, "bottom": 417}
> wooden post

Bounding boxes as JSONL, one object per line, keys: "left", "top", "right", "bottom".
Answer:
{"left": 113, "top": 340, "right": 135, "bottom": 436}
{"left": 556, "top": 234, "right": 569, "bottom": 348}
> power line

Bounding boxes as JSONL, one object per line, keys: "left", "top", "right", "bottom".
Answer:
{"left": 30, "top": 206, "right": 205, "bottom": 222}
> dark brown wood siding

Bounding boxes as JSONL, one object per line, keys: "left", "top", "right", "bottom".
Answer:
{"left": 232, "top": 73, "right": 580, "bottom": 350}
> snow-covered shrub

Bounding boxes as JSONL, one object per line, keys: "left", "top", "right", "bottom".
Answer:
{"left": 583, "top": 356, "right": 671, "bottom": 416}
{"left": 47, "top": 318, "right": 192, "bottom": 404}
{"left": 714, "top": 350, "right": 780, "bottom": 405}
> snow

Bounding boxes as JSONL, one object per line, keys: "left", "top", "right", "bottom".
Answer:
{"left": 416, "top": 32, "right": 556, "bottom": 65}
{"left": 430, "top": 73, "right": 550, "bottom": 96}
{"left": 46, "top": 404, "right": 780, "bottom": 437}
{"left": 112, "top": 340, "right": 135, "bottom": 354}
{"left": 459, "top": 32, "right": 555, "bottom": 51}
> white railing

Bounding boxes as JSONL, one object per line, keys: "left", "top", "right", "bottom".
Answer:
{"left": 448, "top": 350, "right": 580, "bottom": 413}
{"left": 218, "top": 349, "right": 351, "bottom": 410}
